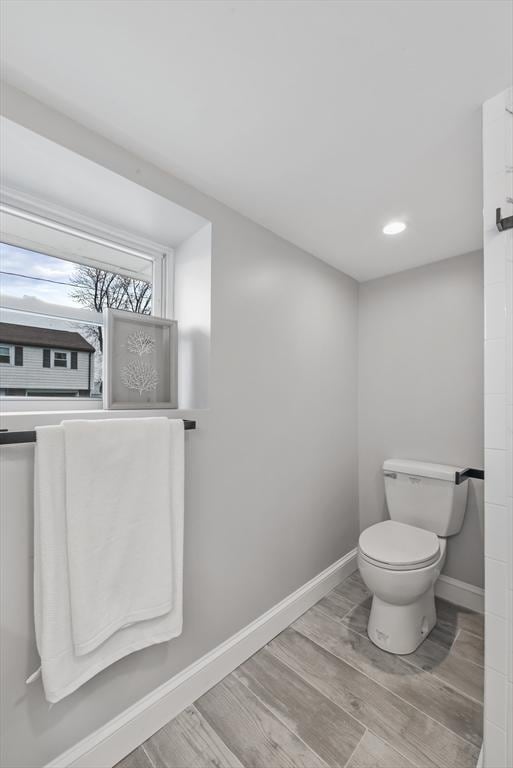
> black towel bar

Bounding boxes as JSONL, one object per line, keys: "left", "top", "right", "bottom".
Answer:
{"left": 0, "top": 419, "right": 196, "bottom": 445}
{"left": 455, "top": 467, "right": 485, "bottom": 484}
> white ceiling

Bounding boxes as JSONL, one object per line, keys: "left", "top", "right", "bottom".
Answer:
{"left": 1, "top": 0, "right": 511, "bottom": 281}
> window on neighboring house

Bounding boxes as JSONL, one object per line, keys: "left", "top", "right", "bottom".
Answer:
{"left": 14, "top": 346, "right": 23, "bottom": 365}
{"left": 53, "top": 351, "right": 68, "bottom": 368}
{"left": 0, "top": 345, "right": 11, "bottom": 364}
{"left": 0, "top": 197, "right": 168, "bottom": 403}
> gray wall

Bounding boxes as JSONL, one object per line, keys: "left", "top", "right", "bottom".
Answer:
{"left": 358, "top": 251, "right": 484, "bottom": 588}
{"left": 0, "top": 87, "right": 359, "bottom": 768}
{"left": 174, "top": 222, "right": 212, "bottom": 410}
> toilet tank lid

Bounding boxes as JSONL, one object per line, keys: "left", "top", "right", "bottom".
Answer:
{"left": 383, "top": 459, "right": 463, "bottom": 482}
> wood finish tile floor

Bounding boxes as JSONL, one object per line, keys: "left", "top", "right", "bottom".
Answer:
{"left": 117, "top": 572, "right": 484, "bottom": 768}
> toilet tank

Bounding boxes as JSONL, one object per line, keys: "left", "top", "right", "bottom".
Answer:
{"left": 383, "top": 459, "right": 468, "bottom": 536}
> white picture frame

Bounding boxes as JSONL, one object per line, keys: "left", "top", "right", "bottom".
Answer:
{"left": 103, "top": 308, "right": 178, "bottom": 409}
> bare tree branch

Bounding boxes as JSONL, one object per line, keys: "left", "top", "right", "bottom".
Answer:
{"left": 69, "top": 265, "right": 152, "bottom": 353}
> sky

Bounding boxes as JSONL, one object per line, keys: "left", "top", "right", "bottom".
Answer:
{"left": 0, "top": 242, "right": 79, "bottom": 308}
{"left": 0, "top": 243, "right": 103, "bottom": 377}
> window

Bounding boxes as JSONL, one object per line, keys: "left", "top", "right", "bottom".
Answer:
{"left": 0, "top": 344, "right": 11, "bottom": 364}
{"left": 53, "top": 351, "right": 68, "bottom": 368}
{"left": 0, "top": 198, "right": 167, "bottom": 403}
{"left": 14, "top": 346, "right": 23, "bottom": 366}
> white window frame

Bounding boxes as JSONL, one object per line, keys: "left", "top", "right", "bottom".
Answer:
{"left": 0, "top": 189, "right": 173, "bottom": 412}
{"left": 52, "top": 350, "right": 69, "bottom": 369}
{"left": 0, "top": 344, "right": 13, "bottom": 365}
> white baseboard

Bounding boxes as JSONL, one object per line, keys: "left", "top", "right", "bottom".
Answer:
{"left": 435, "top": 574, "right": 484, "bottom": 613}
{"left": 46, "top": 549, "right": 358, "bottom": 768}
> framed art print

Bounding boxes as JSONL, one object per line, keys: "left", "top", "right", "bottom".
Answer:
{"left": 103, "top": 308, "right": 178, "bottom": 409}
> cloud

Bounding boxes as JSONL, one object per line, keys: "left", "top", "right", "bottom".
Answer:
{"left": 33, "top": 262, "right": 75, "bottom": 279}
{"left": 0, "top": 242, "right": 77, "bottom": 306}
{"left": 1, "top": 243, "right": 76, "bottom": 281}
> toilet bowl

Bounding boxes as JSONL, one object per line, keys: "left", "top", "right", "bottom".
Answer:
{"left": 358, "top": 458, "right": 468, "bottom": 655}
{"left": 358, "top": 520, "right": 447, "bottom": 654}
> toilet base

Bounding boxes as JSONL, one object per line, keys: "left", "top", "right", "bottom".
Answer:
{"left": 367, "top": 588, "right": 436, "bottom": 654}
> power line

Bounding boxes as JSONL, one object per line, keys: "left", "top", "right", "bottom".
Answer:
{"left": 0, "top": 270, "right": 73, "bottom": 288}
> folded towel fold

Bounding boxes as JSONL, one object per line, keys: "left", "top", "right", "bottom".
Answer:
{"left": 33, "top": 418, "right": 184, "bottom": 702}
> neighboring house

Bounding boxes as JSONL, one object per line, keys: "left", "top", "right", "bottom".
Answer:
{"left": 0, "top": 322, "right": 95, "bottom": 397}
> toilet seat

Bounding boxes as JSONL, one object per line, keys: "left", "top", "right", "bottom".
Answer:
{"left": 358, "top": 520, "right": 440, "bottom": 571}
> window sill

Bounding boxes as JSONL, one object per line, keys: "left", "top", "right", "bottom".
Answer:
{"left": 0, "top": 406, "right": 201, "bottom": 434}
{"left": 0, "top": 397, "right": 104, "bottom": 413}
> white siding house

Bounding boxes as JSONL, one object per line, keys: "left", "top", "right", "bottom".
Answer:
{"left": 0, "top": 322, "right": 95, "bottom": 396}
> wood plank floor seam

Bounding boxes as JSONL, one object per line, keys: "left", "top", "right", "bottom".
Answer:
{"left": 318, "top": 604, "right": 485, "bottom": 706}
{"left": 261, "top": 642, "right": 379, "bottom": 738}
{"left": 233, "top": 645, "right": 365, "bottom": 767}
{"left": 196, "top": 672, "right": 330, "bottom": 767}
{"left": 401, "top": 658, "right": 484, "bottom": 705}
{"left": 232, "top": 667, "right": 333, "bottom": 768}
{"left": 341, "top": 729, "right": 366, "bottom": 768}
{"left": 454, "top": 627, "right": 483, "bottom": 642}
{"left": 432, "top": 641, "right": 484, "bottom": 672}
{"left": 291, "top": 624, "right": 482, "bottom": 753}
{"left": 400, "top": 654, "right": 483, "bottom": 705}
{"left": 140, "top": 742, "right": 156, "bottom": 768}
{"left": 266, "top": 633, "right": 473, "bottom": 768}
{"left": 364, "top": 729, "right": 419, "bottom": 768}
{"left": 188, "top": 702, "right": 238, "bottom": 764}
{"left": 345, "top": 730, "right": 418, "bottom": 768}
{"left": 450, "top": 627, "right": 462, "bottom": 650}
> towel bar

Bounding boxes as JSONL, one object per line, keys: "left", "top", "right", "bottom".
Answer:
{"left": 496, "top": 207, "right": 513, "bottom": 232}
{"left": 0, "top": 419, "right": 196, "bottom": 445}
{"left": 455, "top": 467, "right": 485, "bottom": 484}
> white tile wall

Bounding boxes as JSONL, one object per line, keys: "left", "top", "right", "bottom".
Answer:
{"left": 485, "top": 394, "right": 507, "bottom": 450}
{"left": 485, "top": 282, "right": 507, "bottom": 341}
{"left": 485, "top": 503, "right": 511, "bottom": 563}
{"left": 486, "top": 667, "right": 509, "bottom": 731}
{"left": 509, "top": 584, "right": 513, "bottom": 685}
{"left": 485, "top": 449, "right": 507, "bottom": 506}
{"left": 484, "top": 230, "right": 507, "bottom": 285}
{"left": 484, "top": 339, "right": 506, "bottom": 394}
{"left": 485, "top": 612, "right": 508, "bottom": 675}
{"left": 483, "top": 86, "right": 513, "bottom": 768}
{"left": 485, "top": 557, "right": 508, "bottom": 618}
{"left": 485, "top": 719, "right": 508, "bottom": 768}
{"left": 508, "top": 684, "right": 513, "bottom": 768}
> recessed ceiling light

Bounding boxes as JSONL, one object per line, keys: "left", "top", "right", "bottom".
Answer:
{"left": 383, "top": 221, "right": 407, "bottom": 235}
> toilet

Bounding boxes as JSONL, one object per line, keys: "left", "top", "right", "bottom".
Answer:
{"left": 358, "top": 459, "right": 468, "bottom": 655}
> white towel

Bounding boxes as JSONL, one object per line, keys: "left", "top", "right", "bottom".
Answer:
{"left": 63, "top": 418, "right": 175, "bottom": 654}
{"left": 33, "top": 418, "right": 184, "bottom": 703}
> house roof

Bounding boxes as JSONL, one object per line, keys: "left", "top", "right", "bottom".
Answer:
{"left": 0, "top": 322, "right": 96, "bottom": 352}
